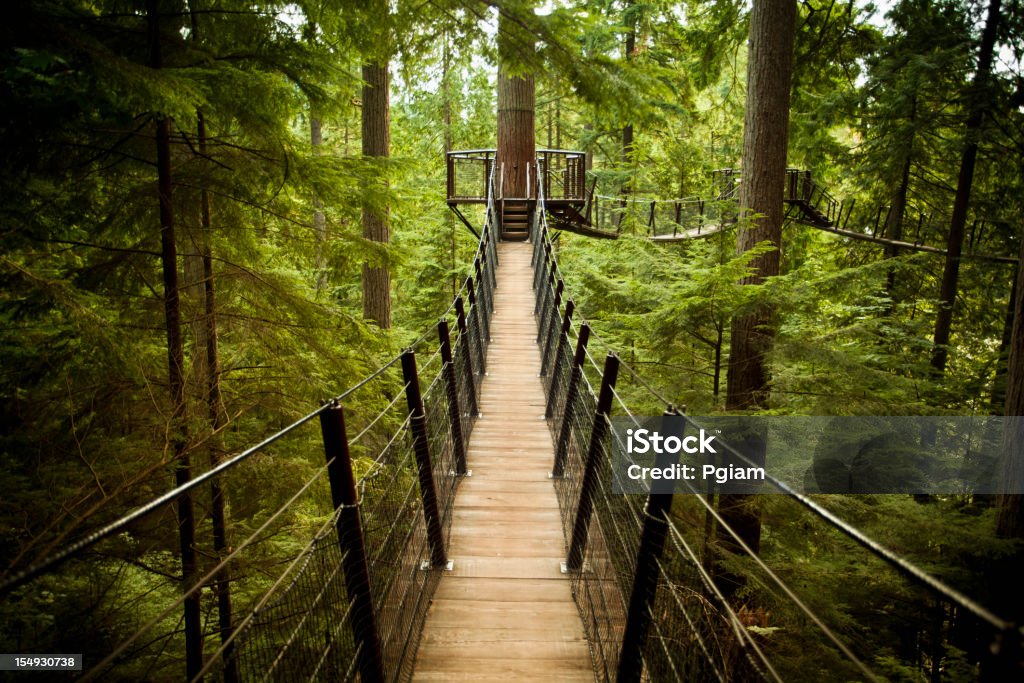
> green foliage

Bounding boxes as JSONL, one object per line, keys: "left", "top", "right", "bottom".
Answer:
{"left": 2, "top": 0, "right": 1023, "bottom": 679}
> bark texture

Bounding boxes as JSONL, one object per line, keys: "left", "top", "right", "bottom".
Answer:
{"left": 931, "top": 0, "right": 1001, "bottom": 374}
{"left": 996, "top": 237, "right": 1024, "bottom": 538}
{"left": 311, "top": 111, "right": 328, "bottom": 293}
{"left": 361, "top": 61, "right": 391, "bottom": 328}
{"left": 725, "top": 0, "right": 796, "bottom": 414}
{"left": 719, "top": 0, "right": 796, "bottom": 567}
{"left": 497, "top": 11, "right": 535, "bottom": 199}
{"left": 148, "top": 0, "right": 202, "bottom": 676}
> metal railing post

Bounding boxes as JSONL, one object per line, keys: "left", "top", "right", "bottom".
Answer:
{"left": 534, "top": 242, "right": 552, "bottom": 309}
{"left": 319, "top": 402, "right": 386, "bottom": 683}
{"left": 616, "top": 410, "right": 679, "bottom": 683}
{"left": 454, "top": 296, "right": 479, "bottom": 416}
{"left": 466, "top": 277, "right": 487, "bottom": 375}
{"left": 544, "top": 300, "right": 574, "bottom": 407}
{"left": 537, "top": 272, "right": 560, "bottom": 344}
{"left": 540, "top": 285, "right": 567, "bottom": 377}
{"left": 474, "top": 258, "right": 491, "bottom": 343}
{"left": 566, "top": 353, "right": 620, "bottom": 571}
{"left": 438, "top": 320, "right": 468, "bottom": 475}
{"left": 486, "top": 229, "right": 499, "bottom": 284}
{"left": 552, "top": 323, "right": 591, "bottom": 477}
{"left": 401, "top": 351, "right": 448, "bottom": 569}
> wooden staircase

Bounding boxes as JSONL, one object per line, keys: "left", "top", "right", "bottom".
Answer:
{"left": 500, "top": 199, "right": 533, "bottom": 241}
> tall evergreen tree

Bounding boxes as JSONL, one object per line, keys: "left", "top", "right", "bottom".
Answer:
{"left": 145, "top": 1, "right": 202, "bottom": 675}
{"left": 497, "top": 5, "right": 536, "bottom": 200}
{"left": 719, "top": 0, "right": 797, "bottom": 562}
{"left": 362, "top": 52, "right": 392, "bottom": 328}
{"left": 932, "top": 0, "right": 1003, "bottom": 374}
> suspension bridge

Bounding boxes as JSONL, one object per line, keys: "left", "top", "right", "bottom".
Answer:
{"left": 446, "top": 149, "right": 1017, "bottom": 264}
{"left": 2, "top": 152, "right": 1022, "bottom": 682}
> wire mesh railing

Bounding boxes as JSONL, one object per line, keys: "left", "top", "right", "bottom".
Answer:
{"left": 589, "top": 192, "right": 740, "bottom": 239}
{"left": 0, "top": 171, "right": 501, "bottom": 682}
{"left": 530, "top": 161, "right": 1024, "bottom": 682}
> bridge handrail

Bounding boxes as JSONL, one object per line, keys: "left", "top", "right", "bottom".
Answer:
{"left": 2, "top": 188, "right": 503, "bottom": 683}
{"left": 527, "top": 197, "right": 1022, "bottom": 680}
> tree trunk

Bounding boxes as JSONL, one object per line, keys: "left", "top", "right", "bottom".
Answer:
{"left": 885, "top": 93, "right": 915, "bottom": 305}
{"left": 931, "top": 0, "right": 1002, "bottom": 374}
{"left": 497, "top": 10, "right": 535, "bottom": 199}
{"left": 443, "top": 30, "right": 457, "bottom": 297}
{"left": 555, "top": 98, "right": 561, "bottom": 149}
{"left": 996, "top": 236, "right": 1024, "bottom": 538}
{"left": 361, "top": 61, "right": 391, "bottom": 328}
{"left": 584, "top": 121, "right": 594, "bottom": 171}
{"left": 188, "top": 8, "right": 235, "bottom": 674}
{"left": 991, "top": 268, "right": 1018, "bottom": 412}
{"left": 622, "top": 9, "right": 635, "bottom": 169}
{"left": 197, "top": 108, "right": 236, "bottom": 683}
{"left": 148, "top": 1, "right": 202, "bottom": 677}
{"left": 311, "top": 110, "right": 328, "bottom": 293}
{"left": 725, "top": 0, "right": 795, "bottom": 413}
{"left": 620, "top": 8, "right": 636, "bottom": 220}
{"left": 718, "top": 0, "right": 796, "bottom": 567}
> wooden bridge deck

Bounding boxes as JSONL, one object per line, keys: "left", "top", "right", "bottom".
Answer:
{"left": 412, "top": 242, "right": 594, "bottom": 682}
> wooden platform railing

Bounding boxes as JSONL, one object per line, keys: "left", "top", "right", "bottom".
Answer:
{"left": 448, "top": 148, "right": 587, "bottom": 204}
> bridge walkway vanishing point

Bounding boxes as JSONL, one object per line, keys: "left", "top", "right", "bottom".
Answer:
{"left": 412, "top": 241, "right": 594, "bottom": 682}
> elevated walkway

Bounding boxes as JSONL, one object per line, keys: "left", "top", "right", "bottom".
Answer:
{"left": 412, "top": 242, "right": 593, "bottom": 682}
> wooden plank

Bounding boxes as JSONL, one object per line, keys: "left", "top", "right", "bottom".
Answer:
{"left": 457, "top": 478, "right": 555, "bottom": 493}
{"left": 448, "top": 535, "right": 566, "bottom": 557}
{"left": 457, "top": 491, "right": 560, "bottom": 509}
{"left": 433, "top": 577, "right": 574, "bottom": 602}
{"left": 450, "top": 523, "right": 566, "bottom": 541}
{"left": 420, "top": 626, "right": 585, "bottom": 644}
{"left": 422, "top": 599, "right": 583, "bottom": 623}
{"left": 414, "top": 640, "right": 591, "bottom": 661}
{"left": 413, "top": 670, "right": 594, "bottom": 682}
{"left": 451, "top": 507, "right": 558, "bottom": 523}
{"left": 447, "top": 557, "right": 566, "bottom": 579}
{"left": 415, "top": 654, "right": 592, "bottom": 674}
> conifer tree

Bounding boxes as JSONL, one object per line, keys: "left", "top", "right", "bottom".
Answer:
{"left": 720, "top": 0, "right": 797, "bottom": 564}
{"left": 932, "top": 0, "right": 1003, "bottom": 374}
{"left": 362, "top": 54, "right": 392, "bottom": 327}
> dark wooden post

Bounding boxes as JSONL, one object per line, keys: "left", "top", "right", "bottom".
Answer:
{"left": 446, "top": 153, "right": 454, "bottom": 199}
{"left": 566, "top": 353, "right": 620, "bottom": 570}
{"left": 319, "top": 402, "right": 386, "bottom": 683}
{"left": 474, "top": 258, "right": 491, "bottom": 342}
{"left": 617, "top": 410, "right": 679, "bottom": 683}
{"left": 544, "top": 300, "right": 574, "bottom": 396}
{"left": 534, "top": 244, "right": 552, "bottom": 314}
{"left": 486, "top": 229, "right": 499, "bottom": 284}
{"left": 552, "top": 324, "right": 591, "bottom": 479}
{"left": 466, "top": 276, "right": 487, "bottom": 375}
{"left": 454, "top": 296, "right": 479, "bottom": 416}
{"left": 586, "top": 178, "right": 597, "bottom": 225}
{"left": 438, "top": 319, "right": 468, "bottom": 475}
{"left": 538, "top": 274, "right": 562, "bottom": 344}
{"left": 540, "top": 280, "right": 565, "bottom": 372}
{"left": 401, "top": 351, "right": 448, "bottom": 568}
